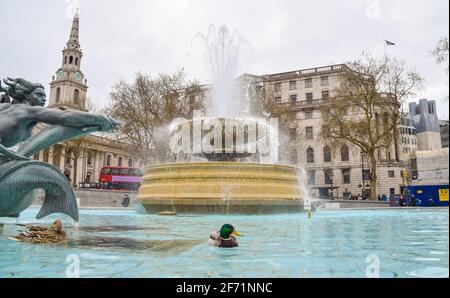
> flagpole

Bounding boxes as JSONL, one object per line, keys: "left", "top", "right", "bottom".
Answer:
{"left": 383, "top": 38, "right": 387, "bottom": 60}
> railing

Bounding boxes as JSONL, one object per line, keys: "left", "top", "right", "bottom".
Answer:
{"left": 266, "top": 64, "right": 345, "bottom": 81}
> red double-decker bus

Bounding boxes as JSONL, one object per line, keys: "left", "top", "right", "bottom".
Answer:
{"left": 99, "top": 167, "right": 142, "bottom": 191}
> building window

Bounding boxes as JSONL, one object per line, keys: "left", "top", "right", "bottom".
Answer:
{"left": 69, "top": 56, "right": 73, "bottom": 64}
{"left": 306, "top": 92, "right": 313, "bottom": 104}
{"left": 290, "top": 94, "right": 297, "bottom": 102}
{"left": 74, "top": 89, "right": 80, "bottom": 105}
{"left": 274, "top": 83, "right": 281, "bottom": 92}
{"left": 75, "top": 57, "right": 78, "bottom": 66}
{"left": 307, "top": 147, "right": 315, "bottom": 163}
{"left": 342, "top": 168, "right": 351, "bottom": 184}
{"left": 128, "top": 159, "right": 133, "bottom": 167}
{"left": 322, "top": 91, "right": 329, "bottom": 100}
{"left": 305, "top": 127, "right": 313, "bottom": 140}
{"left": 341, "top": 145, "right": 349, "bottom": 161}
{"left": 324, "top": 169, "right": 333, "bottom": 185}
{"left": 307, "top": 170, "right": 315, "bottom": 185}
{"left": 118, "top": 157, "right": 123, "bottom": 167}
{"left": 289, "top": 81, "right": 297, "bottom": 90}
{"left": 305, "top": 111, "right": 313, "bottom": 119}
{"left": 275, "top": 96, "right": 281, "bottom": 103}
{"left": 64, "top": 56, "right": 67, "bottom": 64}
{"left": 106, "top": 155, "right": 112, "bottom": 166}
{"left": 321, "top": 76, "right": 329, "bottom": 86}
{"left": 388, "top": 170, "right": 395, "bottom": 178}
{"left": 56, "top": 87, "right": 61, "bottom": 103}
{"left": 323, "top": 146, "right": 332, "bottom": 163}
{"left": 305, "top": 78, "right": 313, "bottom": 88}
{"left": 289, "top": 128, "right": 297, "bottom": 141}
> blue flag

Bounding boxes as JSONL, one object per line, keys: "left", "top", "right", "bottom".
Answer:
{"left": 385, "top": 40, "right": 396, "bottom": 46}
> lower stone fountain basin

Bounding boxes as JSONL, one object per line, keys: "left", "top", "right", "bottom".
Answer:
{"left": 137, "top": 162, "right": 304, "bottom": 214}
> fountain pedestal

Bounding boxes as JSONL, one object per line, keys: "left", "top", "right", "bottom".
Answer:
{"left": 137, "top": 162, "right": 304, "bottom": 214}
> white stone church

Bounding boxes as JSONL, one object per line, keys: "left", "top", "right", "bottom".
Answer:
{"left": 33, "top": 11, "right": 142, "bottom": 188}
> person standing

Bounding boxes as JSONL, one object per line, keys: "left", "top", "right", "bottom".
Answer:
{"left": 411, "top": 194, "right": 417, "bottom": 207}
{"left": 121, "top": 194, "right": 130, "bottom": 208}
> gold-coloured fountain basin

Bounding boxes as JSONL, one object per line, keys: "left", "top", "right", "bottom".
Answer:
{"left": 137, "top": 162, "right": 304, "bottom": 214}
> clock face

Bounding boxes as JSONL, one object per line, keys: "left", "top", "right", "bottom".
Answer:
{"left": 75, "top": 72, "right": 82, "bottom": 81}
{"left": 57, "top": 70, "right": 64, "bottom": 79}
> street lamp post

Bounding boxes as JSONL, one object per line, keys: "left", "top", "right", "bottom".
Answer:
{"left": 361, "top": 152, "right": 366, "bottom": 198}
{"left": 329, "top": 170, "right": 334, "bottom": 200}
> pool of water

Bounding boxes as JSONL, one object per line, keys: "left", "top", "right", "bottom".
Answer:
{"left": 0, "top": 208, "right": 448, "bottom": 278}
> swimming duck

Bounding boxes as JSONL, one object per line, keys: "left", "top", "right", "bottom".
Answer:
{"left": 9, "top": 219, "right": 68, "bottom": 244}
{"left": 208, "top": 224, "right": 242, "bottom": 248}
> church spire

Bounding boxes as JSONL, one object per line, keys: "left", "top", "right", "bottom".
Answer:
{"left": 50, "top": 8, "right": 88, "bottom": 111}
{"left": 67, "top": 9, "right": 81, "bottom": 50}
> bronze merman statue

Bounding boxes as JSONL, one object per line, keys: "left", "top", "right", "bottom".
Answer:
{"left": 0, "top": 77, "right": 119, "bottom": 221}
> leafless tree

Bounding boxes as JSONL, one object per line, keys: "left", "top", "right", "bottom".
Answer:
{"left": 106, "top": 69, "right": 206, "bottom": 164}
{"left": 431, "top": 36, "right": 449, "bottom": 74}
{"left": 321, "top": 54, "right": 423, "bottom": 200}
{"left": 245, "top": 76, "right": 298, "bottom": 163}
{"left": 61, "top": 136, "right": 89, "bottom": 187}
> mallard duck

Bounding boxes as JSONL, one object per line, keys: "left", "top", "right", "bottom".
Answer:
{"left": 9, "top": 219, "right": 68, "bottom": 244}
{"left": 208, "top": 224, "right": 242, "bottom": 248}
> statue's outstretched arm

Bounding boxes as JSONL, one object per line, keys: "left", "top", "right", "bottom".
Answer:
{"left": 0, "top": 141, "right": 29, "bottom": 160}
{"left": 28, "top": 106, "right": 117, "bottom": 131}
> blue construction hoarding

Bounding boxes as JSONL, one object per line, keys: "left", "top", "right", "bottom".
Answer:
{"left": 398, "top": 185, "right": 449, "bottom": 207}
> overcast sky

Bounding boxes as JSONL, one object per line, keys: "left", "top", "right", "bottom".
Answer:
{"left": 0, "top": 0, "right": 448, "bottom": 118}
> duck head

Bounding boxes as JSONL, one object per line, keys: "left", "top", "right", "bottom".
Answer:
{"left": 50, "top": 219, "right": 63, "bottom": 234}
{"left": 220, "top": 224, "right": 242, "bottom": 239}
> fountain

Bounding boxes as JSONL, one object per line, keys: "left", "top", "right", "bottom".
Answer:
{"left": 137, "top": 25, "right": 305, "bottom": 214}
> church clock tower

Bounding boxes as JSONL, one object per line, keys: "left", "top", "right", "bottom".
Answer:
{"left": 49, "top": 9, "right": 88, "bottom": 111}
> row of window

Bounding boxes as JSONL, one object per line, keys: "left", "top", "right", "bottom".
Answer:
{"left": 400, "top": 127, "right": 416, "bottom": 135}
{"left": 307, "top": 169, "right": 398, "bottom": 186}
{"left": 105, "top": 155, "right": 134, "bottom": 168}
{"left": 402, "top": 147, "right": 417, "bottom": 154}
{"left": 401, "top": 137, "right": 417, "bottom": 145}
{"left": 305, "top": 145, "right": 350, "bottom": 163}
{"left": 64, "top": 55, "right": 79, "bottom": 66}
{"left": 275, "top": 91, "right": 329, "bottom": 103}
{"left": 307, "top": 168, "right": 351, "bottom": 185}
{"left": 289, "top": 145, "right": 350, "bottom": 164}
{"left": 274, "top": 76, "right": 330, "bottom": 92}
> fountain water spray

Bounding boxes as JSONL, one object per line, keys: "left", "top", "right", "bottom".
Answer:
{"left": 193, "top": 25, "right": 251, "bottom": 117}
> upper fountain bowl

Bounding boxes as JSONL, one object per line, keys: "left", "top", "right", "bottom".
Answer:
{"left": 170, "top": 117, "right": 275, "bottom": 162}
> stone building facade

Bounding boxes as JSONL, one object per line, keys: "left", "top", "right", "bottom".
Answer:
{"left": 253, "top": 65, "right": 407, "bottom": 199}
{"left": 33, "top": 11, "right": 141, "bottom": 188}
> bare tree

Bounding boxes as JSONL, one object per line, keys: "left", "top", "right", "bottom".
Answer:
{"left": 61, "top": 136, "right": 89, "bottom": 187}
{"left": 431, "top": 36, "right": 449, "bottom": 74}
{"left": 245, "top": 76, "right": 298, "bottom": 163}
{"left": 106, "top": 69, "right": 205, "bottom": 164}
{"left": 321, "top": 54, "right": 423, "bottom": 200}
